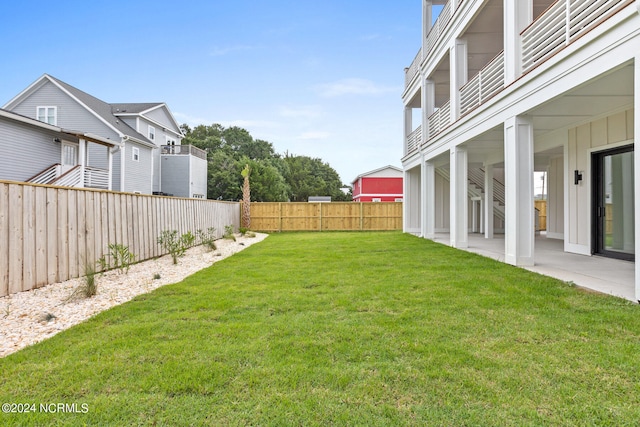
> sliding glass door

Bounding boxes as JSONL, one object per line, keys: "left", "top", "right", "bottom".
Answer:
{"left": 592, "top": 145, "right": 634, "bottom": 261}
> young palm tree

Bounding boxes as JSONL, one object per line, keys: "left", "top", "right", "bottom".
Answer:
{"left": 241, "top": 164, "right": 251, "bottom": 229}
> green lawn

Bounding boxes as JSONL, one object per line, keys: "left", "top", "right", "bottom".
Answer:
{"left": 1, "top": 232, "right": 639, "bottom": 426}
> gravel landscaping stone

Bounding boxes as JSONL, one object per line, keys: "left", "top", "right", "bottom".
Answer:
{"left": 0, "top": 233, "right": 268, "bottom": 358}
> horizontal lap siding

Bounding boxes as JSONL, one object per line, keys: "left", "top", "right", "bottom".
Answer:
{"left": 0, "top": 180, "right": 240, "bottom": 297}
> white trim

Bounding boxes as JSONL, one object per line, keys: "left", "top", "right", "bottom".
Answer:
{"left": 355, "top": 193, "right": 404, "bottom": 198}
{"left": 36, "top": 105, "right": 57, "bottom": 125}
{"left": 546, "top": 232, "right": 564, "bottom": 240}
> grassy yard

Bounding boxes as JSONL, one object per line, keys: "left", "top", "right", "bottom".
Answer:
{"left": 1, "top": 231, "right": 639, "bottom": 426}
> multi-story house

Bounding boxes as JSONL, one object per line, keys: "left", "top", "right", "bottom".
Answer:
{"left": 351, "top": 165, "right": 404, "bottom": 202}
{"left": 402, "top": 1, "right": 639, "bottom": 299}
{"left": 2, "top": 74, "right": 207, "bottom": 198}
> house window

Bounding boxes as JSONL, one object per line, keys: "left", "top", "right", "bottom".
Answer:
{"left": 372, "top": 198, "right": 382, "bottom": 202}
{"left": 166, "top": 136, "right": 176, "bottom": 146}
{"left": 395, "top": 198, "right": 403, "bottom": 202}
{"left": 132, "top": 147, "right": 140, "bottom": 162}
{"left": 37, "top": 106, "right": 57, "bottom": 125}
{"left": 148, "top": 126, "right": 155, "bottom": 140}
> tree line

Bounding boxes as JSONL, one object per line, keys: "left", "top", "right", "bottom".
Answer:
{"left": 180, "top": 124, "right": 352, "bottom": 202}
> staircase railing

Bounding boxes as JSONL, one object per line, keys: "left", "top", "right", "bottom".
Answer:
{"left": 26, "top": 164, "right": 61, "bottom": 184}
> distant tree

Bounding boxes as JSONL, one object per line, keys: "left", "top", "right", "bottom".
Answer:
{"left": 283, "top": 155, "right": 344, "bottom": 202}
{"left": 182, "top": 123, "right": 346, "bottom": 202}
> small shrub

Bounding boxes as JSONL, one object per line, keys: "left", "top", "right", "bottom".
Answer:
{"left": 223, "top": 225, "right": 236, "bottom": 242}
{"left": 239, "top": 227, "right": 249, "bottom": 235}
{"left": 67, "top": 263, "right": 98, "bottom": 301}
{"left": 97, "top": 244, "right": 136, "bottom": 274}
{"left": 197, "top": 227, "right": 217, "bottom": 251}
{"left": 158, "top": 230, "right": 197, "bottom": 264}
{"left": 244, "top": 231, "right": 256, "bottom": 238}
{"left": 3, "top": 299, "right": 11, "bottom": 318}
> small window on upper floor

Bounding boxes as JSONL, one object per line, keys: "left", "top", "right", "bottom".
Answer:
{"left": 166, "top": 136, "right": 176, "bottom": 146}
{"left": 37, "top": 106, "right": 57, "bottom": 125}
{"left": 132, "top": 147, "right": 140, "bottom": 162}
{"left": 148, "top": 126, "right": 155, "bottom": 140}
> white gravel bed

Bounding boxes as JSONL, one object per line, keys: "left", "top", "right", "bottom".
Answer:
{"left": 0, "top": 232, "right": 268, "bottom": 358}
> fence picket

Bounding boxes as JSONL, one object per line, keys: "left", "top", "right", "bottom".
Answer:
{"left": 0, "top": 181, "right": 240, "bottom": 297}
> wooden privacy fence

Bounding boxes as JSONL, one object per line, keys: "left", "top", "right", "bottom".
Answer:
{"left": 535, "top": 200, "right": 547, "bottom": 231}
{"left": 0, "top": 180, "right": 240, "bottom": 297}
{"left": 249, "top": 202, "right": 403, "bottom": 232}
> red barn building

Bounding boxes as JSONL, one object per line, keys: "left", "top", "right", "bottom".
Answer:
{"left": 351, "top": 165, "right": 403, "bottom": 202}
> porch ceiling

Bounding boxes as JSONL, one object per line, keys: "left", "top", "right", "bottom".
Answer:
{"left": 529, "top": 63, "right": 634, "bottom": 136}
{"left": 462, "top": 63, "right": 634, "bottom": 166}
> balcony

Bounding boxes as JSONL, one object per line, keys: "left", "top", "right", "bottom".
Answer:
{"left": 427, "top": 100, "right": 451, "bottom": 138}
{"left": 460, "top": 51, "right": 505, "bottom": 115}
{"left": 522, "top": 0, "right": 628, "bottom": 73}
{"left": 406, "top": 126, "right": 422, "bottom": 154}
{"left": 161, "top": 144, "right": 207, "bottom": 160}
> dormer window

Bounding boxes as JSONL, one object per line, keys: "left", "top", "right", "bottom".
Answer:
{"left": 148, "top": 126, "right": 155, "bottom": 140}
{"left": 37, "top": 106, "right": 57, "bottom": 125}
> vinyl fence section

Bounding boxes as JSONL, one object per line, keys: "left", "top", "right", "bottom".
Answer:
{"left": 0, "top": 180, "right": 240, "bottom": 297}
{"left": 249, "top": 202, "right": 403, "bottom": 232}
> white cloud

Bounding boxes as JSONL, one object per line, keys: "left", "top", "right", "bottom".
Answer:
{"left": 315, "top": 78, "right": 399, "bottom": 98}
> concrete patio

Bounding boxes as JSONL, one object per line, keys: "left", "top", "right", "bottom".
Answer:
{"left": 429, "top": 232, "right": 636, "bottom": 303}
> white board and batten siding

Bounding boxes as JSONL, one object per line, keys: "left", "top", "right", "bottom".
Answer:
{"left": 0, "top": 181, "right": 240, "bottom": 297}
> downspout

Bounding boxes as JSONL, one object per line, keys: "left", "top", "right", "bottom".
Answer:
{"left": 121, "top": 136, "right": 129, "bottom": 192}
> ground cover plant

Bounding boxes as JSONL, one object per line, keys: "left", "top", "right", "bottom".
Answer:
{"left": 1, "top": 232, "right": 639, "bottom": 426}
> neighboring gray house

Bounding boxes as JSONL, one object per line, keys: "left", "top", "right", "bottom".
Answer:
{"left": 0, "top": 109, "right": 116, "bottom": 189}
{"left": 2, "top": 74, "right": 207, "bottom": 198}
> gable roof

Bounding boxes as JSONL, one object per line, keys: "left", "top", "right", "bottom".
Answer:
{"left": 4, "top": 74, "right": 156, "bottom": 148}
{"left": 111, "top": 102, "right": 183, "bottom": 136}
{"left": 351, "top": 165, "right": 403, "bottom": 184}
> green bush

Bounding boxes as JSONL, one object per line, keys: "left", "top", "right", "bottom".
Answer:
{"left": 158, "top": 230, "right": 196, "bottom": 264}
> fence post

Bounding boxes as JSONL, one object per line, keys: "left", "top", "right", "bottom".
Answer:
{"left": 360, "top": 202, "right": 364, "bottom": 231}
{"left": 319, "top": 203, "right": 323, "bottom": 232}
{"left": 279, "top": 202, "right": 283, "bottom": 232}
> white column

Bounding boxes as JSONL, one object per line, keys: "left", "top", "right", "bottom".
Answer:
{"left": 634, "top": 57, "right": 640, "bottom": 302}
{"left": 107, "top": 146, "right": 113, "bottom": 191}
{"left": 472, "top": 199, "right": 479, "bottom": 233}
{"left": 78, "top": 138, "right": 86, "bottom": 188}
{"left": 450, "top": 38, "right": 468, "bottom": 122}
{"left": 404, "top": 106, "right": 413, "bottom": 156}
{"left": 423, "top": 78, "right": 436, "bottom": 142}
{"left": 450, "top": 146, "right": 468, "bottom": 248}
{"left": 403, "top": 169, "right": 410, "bottom": 232}
{"left": 484, "top": 164, "right": 495, "bottom": 238}
{"left": 504, "top": 116, "right": 534, "bottom": 266}
{"left": 424, "top": 159, "right": 436, "bottom": 239}
{"left": 504, "top": 0, "right": 532, "bottom": 84}
{"left": 423, "top": 1, "right": 433, "bottom": 44}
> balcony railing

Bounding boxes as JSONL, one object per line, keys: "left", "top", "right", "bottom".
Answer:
{"left": 426, "top": 1, "right": 453, "bottom": 54}
{"left": 522, "top": 0, "right": 627, "bottom": 72}
{"left": 427, "top": 100, "right": 451, "bottom": 138}
{"left": 406, "top": 126, "right": 422, "bottom": 154}
{"left": 405, "top": 47, "right": 423, "bottom": 87}
{"left": 460, "top": 51, "right": 505, "bottom": 115}
{"left": 84, "top": 166, "right": 109, "bottom": 189}
{"left": 161, "top": 144, "right": 207, "bottom": 160}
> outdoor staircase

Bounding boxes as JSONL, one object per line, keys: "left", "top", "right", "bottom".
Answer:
{"left": 435, "top": 167, "right": 506, "bottom": 222}
{"left": 27, "top": 164, "right": 83, "bottom": 188}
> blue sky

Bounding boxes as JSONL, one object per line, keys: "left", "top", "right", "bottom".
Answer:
{"left": 0, "top": 1, "right": 422, "bottom": 184}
